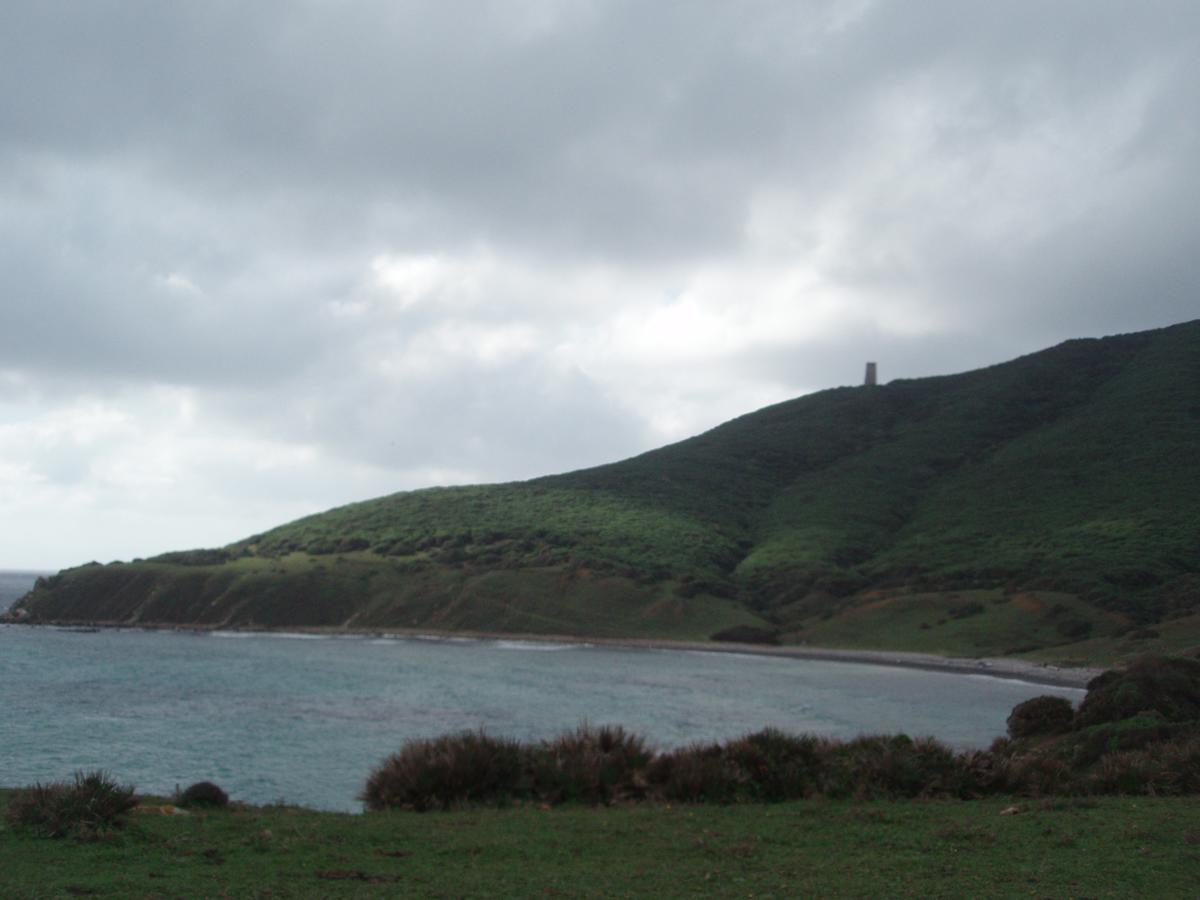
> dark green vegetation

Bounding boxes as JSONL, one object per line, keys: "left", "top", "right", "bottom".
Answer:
{"left": 177, "top": 782, "right": 229, "bottom": 810}
{"left": 2, "top": 793, "right": 1197, "bottom": 898}
{"left": 10, "top": 320, "right": 1200, "bottom": 663}
{"left": 4, "top": 771, "right": 136, "bottom": 841}
{"left": 357, "top": 659, "right": 1200, "bottom": 812}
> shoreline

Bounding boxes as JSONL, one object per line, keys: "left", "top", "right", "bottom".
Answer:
{"left": 4, "top": 619, "right": 1100, "bottom": 688}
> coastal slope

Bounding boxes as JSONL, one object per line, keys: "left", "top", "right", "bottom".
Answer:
{"left": 11, "top": 320, "right": 1200, "bottom": 662}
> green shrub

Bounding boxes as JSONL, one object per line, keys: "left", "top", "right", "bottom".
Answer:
{"left": 646, "top": 730, "right": 832, "bottom": 803}
{"left": 1063, "top": 713, "right": 1200, "bottom": 768}
{"left": 646, "top": 742, "right": 744, "bottom": 803}
{"left": 1088, "top": 749, "right": 1172, "bottom": 796}
{"left": 361, "top": 732, "right": 525, "bottom": 812}
{"left": 955, "top": 749, "right": 1009, "bottom": 797}
{"left": 1002, "top": 753, "right": 1078, "bottom": 797}
{"left": 827, "top": 735, "right": 962, "bottom": 800}
{"left": 5, "top": 771, "right": 137, "bottom": 839}
{"left": 1080, "top": 734, "right": 1200, "bottom": 796}
{"left": 721, "top": 729, "right": 827, "bottom": 801}
{"left": 177, "top": 781, "right": 229, "bottom": 809}
{"left": 1075, "top": 656, "right": 1200, "bottom": 727}
{"left": 1159, "top": 736, "right": 1200, "bottom": 793}
{"left": 529, "top": 724, "right": 651, "bottom": 805}
{"left": 1006, "top": 695, "right": 1075, "bottom": 739}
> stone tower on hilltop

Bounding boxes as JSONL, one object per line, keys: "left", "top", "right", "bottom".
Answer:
{"left": 864, "top": 361, "right": 877, "bottom": 386}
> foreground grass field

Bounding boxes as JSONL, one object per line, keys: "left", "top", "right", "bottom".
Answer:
{"left": 1, "top": 793, "right": 1198, "bottom": 898}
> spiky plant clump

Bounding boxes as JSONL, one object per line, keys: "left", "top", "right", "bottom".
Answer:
{"left": 5, "top": 771, "right": 137, "bottom": 839}
{"left": 531, "top": 724, "right": 652, "bottom": 805}
{"left": 826, "top": 735, "right": 963, "bottom": 800}
{"left": 645, "top": 742, "right": 744, "bottom": 803}
{"left": 720, "top": 729, "right": 827, "bottom": 801}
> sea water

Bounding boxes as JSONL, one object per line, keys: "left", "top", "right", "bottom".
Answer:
{"left": 0, "top": 575, "right": 1082, "bottom": 812}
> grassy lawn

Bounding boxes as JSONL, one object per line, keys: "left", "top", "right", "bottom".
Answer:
{"left": 2, "top": 794, "right": 1198, "bottom": 898}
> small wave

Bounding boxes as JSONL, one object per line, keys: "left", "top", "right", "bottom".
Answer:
{"left": 268, "top": 632, "right": 332, "bottom": 641}
{"left": 668, "top": 648, "right": 768, "bottom": 662}
{"left": 210, "top": 630, "right": 332, "bottom": 641}
{"left": 492, "top": 640, "right": 581, "bottom": 652}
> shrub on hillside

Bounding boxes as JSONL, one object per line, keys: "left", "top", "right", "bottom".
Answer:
{"left": 955, "top": 749, "right": 1010, "bottom": 797}
{"left": 1158, "top": 735, "right": 1200, "bottom": 793}
{"left": 1087, "top": 748, "right": 1178, "bottom": 796}
{"left": 1006, "top": 695, "right": 1075, "bottom": 739}
{"left": 646, "top": 742, "right": 744, "bottom": 803}
{"left": 6, "top": 771, "right": 137, "bottom": 839}
{"left": 1063, "top": 713, "right": 1200, "bottom": 768}
{"left": 1002, "top": 753, "right": 1078, "bottom": 797}
{"left": 1080, "top": 736, "right": 1200, "bottom": 797}
{"left": 361, "top": 732, "right": 525, "bottom": 812}
{"left": 177, "top": 781, "right": 229, "bottom": 809}
{"left": 826, "top": 735, "right": 963, "bottom": 800}
{"left": 721, "top": 729, "right": 827, "bottom": 801}
{"left": 646, "top": 730, "right": 832, "bottom": 803}
{"left": 529, "top": 724, "right": 651, "bottom": 805}
{"left": 1075, "top": 656, "right": 1200, "bottom": 727}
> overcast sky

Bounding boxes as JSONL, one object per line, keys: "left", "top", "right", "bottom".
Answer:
{"left": 2, "top": 1, "right": 1198, "bottom": 570}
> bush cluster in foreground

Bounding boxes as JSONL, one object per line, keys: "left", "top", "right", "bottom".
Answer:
{"left": 363, "top": 657, "right": 1200, "bottom": 812}
{"left": 4, "top": 771, "right": 136, "bottom": 839}
{"left": 176, "top": 780, "right": 229, "bottom": 809}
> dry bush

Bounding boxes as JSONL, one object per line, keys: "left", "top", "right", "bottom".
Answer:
{"left": 646, "top": 742, "right": 747, "bottom": 803}
{"left": 361, "top": 732, "right": 524, "bottom": 812}
{"left": 954, "top": 749, "right": 1010, "bottom": 797}
{"left": 1088, "top": 750, "right": 1177, "bottom": 796}
{"left": 530, "top": 724, "right": 651, "bottom": 805}
{"left": 6, "top": 771, "right": 137, "bottom": 839}
{"left": 1003, "top": 754, "right": 1077, "bottom": 797}
{"left": 720, "top": 729, "right": 828, "bottom": 801}
{"left": 826, "top": 735, "right": 962, "bottom": 800}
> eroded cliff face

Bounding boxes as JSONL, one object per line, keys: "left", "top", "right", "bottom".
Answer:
{"left": 9, "top": 557, "right": 765, "bottom": 641}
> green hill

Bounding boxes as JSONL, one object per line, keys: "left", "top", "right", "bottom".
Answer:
{"left": 10, "top": 320, "right": 1200, "bottom": 662}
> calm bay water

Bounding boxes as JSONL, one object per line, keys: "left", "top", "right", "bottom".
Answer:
{"left": 0, "top": 573, "right": 1083, "bottom": 811}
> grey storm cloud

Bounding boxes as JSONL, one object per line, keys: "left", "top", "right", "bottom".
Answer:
{"left": 1, "top": 0, "right": 1198, "bottom": 567}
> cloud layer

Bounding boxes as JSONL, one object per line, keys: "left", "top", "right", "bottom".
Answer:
{"left": 2, "top": 1, "right": 1198, "bottom": 568}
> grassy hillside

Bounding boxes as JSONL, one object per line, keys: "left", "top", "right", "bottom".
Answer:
{"left": 10, "top": 320, "right": 1200, "bottom": 660}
